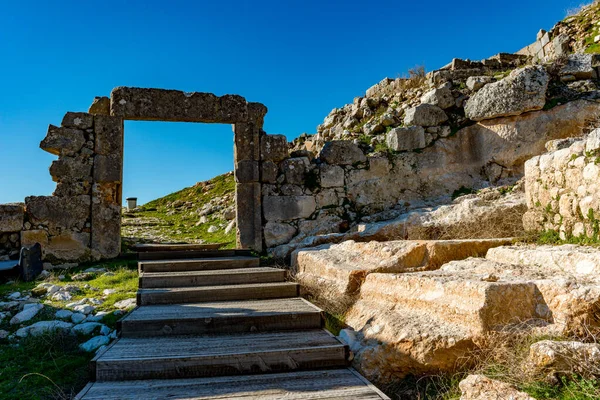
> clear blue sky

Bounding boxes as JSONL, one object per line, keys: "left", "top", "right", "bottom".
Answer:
{"left": 0, "top": 0, "right": 583, "bottom": 205}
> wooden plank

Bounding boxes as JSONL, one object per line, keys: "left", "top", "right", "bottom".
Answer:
{"left": 139, "top": 267, "right": 285, "bottom": 288}
{"left": 119, "top": 298, "right": 323, "bottom": 337}
{"left": 137, "top": 282, "right": 299, "bottom": 305}
{"left": 76, "top": 368, "right": 389, "bottom": 399}
{"left": 138, "top": 249, "right": 253, "bottom": 261}
{"left": 94, "top": 330, "right": 348, "bottom": 381}
{"left": 139, "top": 256, "right": 259, "bottom": 273}
{"left": 133, "top": 243, "right": 228, "bottom": 252}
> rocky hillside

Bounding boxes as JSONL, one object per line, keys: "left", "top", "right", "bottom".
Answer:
{"left": 121, "top": 172, "right": 236, "bottom": 248}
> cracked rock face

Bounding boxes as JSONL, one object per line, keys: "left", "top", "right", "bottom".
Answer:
{"left": 465, "top": 66, "right": 549, "bottom": 121}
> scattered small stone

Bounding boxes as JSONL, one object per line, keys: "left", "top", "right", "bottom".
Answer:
{"left": 58, "top": 275, "right": 65, "bottom": 281}
{"left": 7, "top": 292, "right": 21, "bottom": 300}
{"left": 0, "top": 312, "right": 8, "bottom": 322}
{"left": 0, "top": 330, "right": 9, "bottom": 339}
{"left": 102, "top": 272, "right": 115, "bottom": 277}
{"left": 72, "top": 273, "right": 93, "bottom": 281}
{"left": 88, "top": 298, "right": 103, "bottom": 305}
{"left": 113, "top": 298, "right": 136, "bottom": 310}
{"left": 38, "top": 270, "right": 51, "bottom": 279}
{"left": 83, "top": 267, "right": 107, "bottom": 274}
{"left": 86, "top": 311, "right": 109, "bottom": 322}
{"left": 0, "top": 301, "right": 19, "bottom": 310}
{"left": 100, "top": 325, "right": 111, "bottom": 336}
{"left": 109, "top": 330, "right": 118, "bottom": 339}
{"left": 52, "top": 291, "right": 72, "bottom": 301}
{"left": 80, "top": 335, "right": 109, "bottom": 352}
{"left": 102, "top": 289, "right": 117, "bottom": 296}
{"left": 113, "top": 310, "right": 124, "bottom": 316}
{"left": 72, "top": 322, "right": 106, "bottom": 335}
{"left": 73, "top": 304, "right": 95, "bottom": 315}
{"left": 71, "top": 313, "right": 86, "bottom": 324}
{"left": 10, "top": 303, "right": 43, "bottom": 325}
{"left": 207, "top": 225, "right": 218, "bottom": 233}
{"left": 16, "top": 321, "right": 73, "bottom": 338}
{"left": 55, "top": 309, "right": 73, "bottom": 319}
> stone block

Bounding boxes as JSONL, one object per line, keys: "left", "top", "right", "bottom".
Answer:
{"left": 404, "top": 104, "right": 448, "bottom": 126}
{"left": 26, "top": 195, "right": 90, "bottom": 233}
{"left": 264, "top": 221, "right": 297, "bottom": 247}
{"left": 53, "top": 181, "right": 92, "bottom": 197}
{"left": 260, "top": 134, "right": 288, "bottom": 162}
{"left": 560, "top": 53, "right": 599, "bottom": 80}
{"left": 21, "top": 229, "right": 49, "bottom": 248}
{"left": 263, "top": 196, "right": 316, "bottom": 221}
{"left": 88, "top": 96, "right": 111, "bottom": 115}
{"left": 91, "top": 202, "right": 121, "bottom": 260}
{"left": 320, "top": 164, "right": 345, "bottom": 188}
{"left": 282, "top": 157, "right": 309, "bottom": 184}
{"left": 319, "top": 141, "right": 366, "bottom": 165}
{"left": 94, "top": 115, "right": 123, "bottom": 156}
{"left": 247, "top": 102, "right": 268, "bottom": 125}
{"left": 387, "top": 126, "right": 426, "bottom": 151}
{"left": 236, "top": 183, "right": 262, "bottom": 251}
{"left": 45, "top": 231, "right": 91, "bottom": 262}
{"left": 49, "top": 157, "right": 92, "bottom": 183}
{"left": 94, "top": 154, "right": 122, "bottom": 183}
{"left": 235, "top": 122, "right": 260, "bottom": 162}
{"left": 40, "top": 125, "right": 86, "bottom": 156}
{"left": 61, "top": 112, "right": 94, "bottom": 130}
{"left": 261, "top": 161, "right": 279, "bottom": 184}
{"left": 110, "top": 87, "right": 250, "bottom": 123}
{"left": 316, "top": 189, "right": 341, "bottom": 208}
{"left": 235, "top": 160, "right": 259, "bottom": 183}
{"left": 0, "top": 204, "right": 24, "bottom": 233}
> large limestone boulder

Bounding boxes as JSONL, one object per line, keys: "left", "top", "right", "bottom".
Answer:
{"left": 464, "top": 66, "right": 549, "bottom": 121}
{"left": 386, "top": 126, "right": 425, "bottom": 151}
{"left": 559, "top": 53, "right": 599, "bottom": 80}
{"left": 319, "top": 141, "right": 366, "bottom": 165}
{"left": 420, "top": 85, "right": 455, "bottom": 109}
{"left": 458, "top": 375, "right": 534, "bottom": 400}
{"left": 404, "top": 104, "right": 448, "bottom": 126}
{"left": 293, "top": 238, "right": 511, "bottom": 301}
{"left": 264, "top": 222, "right": 297, "bottom": 247}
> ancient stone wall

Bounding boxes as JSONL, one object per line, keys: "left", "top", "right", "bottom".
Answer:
{"left": 523, "top": 128, "right": 600, "bottom": 239}
{"left": 0, "top": 87, "right": 267, "bottom": 263}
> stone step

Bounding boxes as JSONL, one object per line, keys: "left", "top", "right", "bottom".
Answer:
{"left": 75, "top": 368, "right": 390, "bottom": 399}
{"left": 139, "top": 267, "right": 286, "bottom": 289}
{"left": 118, "top": 298, "right": 323, "bottom": 337}
{"left": 137, "top": 282, "right": 300, "bottom": 305}
{"left": 138, "top": 249, "right": 253, "bottom": 261}
{"left": 138, "top": 256, "right": 259, "bottom": 273}
{"left": 357, "top": 261, "right": 550, "bottom": 331}
{"left": 92, "top": 330, "right": 348, "bottom": 381}
{"left": 133, "top": 243, "right": 227, "bottom": 252}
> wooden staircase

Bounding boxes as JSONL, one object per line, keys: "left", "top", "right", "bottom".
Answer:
{"left": 75, "top": 246, "right": 389, "bottom": 399}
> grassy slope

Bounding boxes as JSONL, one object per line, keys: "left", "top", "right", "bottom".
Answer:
{"left": 122, "top": 172, "right": 236, "bottom": 248}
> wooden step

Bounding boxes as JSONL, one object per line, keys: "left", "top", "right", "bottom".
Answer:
{"left": 139, "top": 267, "right": 285, "bottom": 289}
{"left": 139, "top": 256, "right": 259, "bottom": 273}
{"left": 133, "top": 243, "right": 227, "bottom": 252}
{"left": 118, "top": 298, "right": 323, "bottom": 337}
{"left": 76, "top": 368, "right": 390, "bottom": 399}
{"left": 138, "top": 249, "right": 253, "bottom": 261}
{"left": 137, "top": 282, "right": 300, "bottom": 305}
{"left": 92, "top": 330, "right": 348, "bottom": 381}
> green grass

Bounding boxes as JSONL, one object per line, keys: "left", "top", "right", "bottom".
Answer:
{"left": 124, "top": 172, "right": 237, "bottom": 247}
{"left": 0, "top": 258, "right": 139, "bottom": 399}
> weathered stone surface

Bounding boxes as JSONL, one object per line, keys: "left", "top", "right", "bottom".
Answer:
{"left": 236, "top": 183, "right": 262, "bottom": 251}
{"left": 466, "top": 76, "right": 493, "bottom": 91}
{"left": 319, "top": 141, "right": 366, "bottom": 165}
{"left": 110, "top": 87, "right": 249, "bottom": 123}
{"left": 10, "top": 303, "right": 43, "bottom": 325}
{"left": 294, "top": 238, "right": 511, "bottom": 300}
{"left": 264, "top": 221, "right": 297, "bottom": 247}
{"left": 40, "top": 125, "right": 86, "bottom": 156}
{"left": 458, "top": 375, "right": 534, "bottom": 400}
{"left": 464, "top": 66, "right": 549, "bottom": 121}
{"left": 49, "top": 157, "right": 92, "bottom": 183}
{"left": 386, "top": 126, "right": 426, "bottom": 151}
{"left": 45, "top": 231, "right": 91, "bottom": 261}
{"left": 528, "top": 340, "right": 600, "bottom": 377}
{"left": 404, "top": 104, "right": 448, "bottom": 126}
{"left": 0, "top": 204, "right": 24, "bottom": 233}
{"left": 62, "top": 112, "right": 94, "bottom": 130}
{"left": 21, "top": 230, "right": 49, "bottom": 248}
{"left": 281, "top": 157, "right": 309, "bottom": 185}
{"left": 319, "top": 164, "right": 344, "bottom": 188}
{"left": 260, "top": 134, "right": 288, "bottom": 162}
{"left": 234, "top": 160, "right": 259, "bottom": 183}
{"left": 88, "top": 96, "right": 111, "bottom": 115}
{"left": 94, "top": 154, "right": 122, "bottom": 183}
{"left": 263, "top": 196, "right": 316, "bottom": 221}
{"left": 16, "top": 320, "right": 73, "bottom": 338}
{"left": 420, "top": 85, "right": 455, "bottom": 109}
{"left": 235, "top": 122, "right": 260, "bottom": 162}
{"left": 94, "top": 115, "right": 123, "bottom": 156}
{"left": 559, "top": 53, "right": 599, "bottom": 79}
{"left": 261, "top": 161, "right": 278, "bottom": 184}
{"left": 26, "top": 195, "right": 90, "bottom": 233}
{"left": 91, "top": 201, "right": 121, "bottom": 260}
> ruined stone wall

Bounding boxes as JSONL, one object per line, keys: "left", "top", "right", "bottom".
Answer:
{"left": 523, "top": 128, "right": 600, "bottom": 239}
{"left": 0, "top": 204, "right": 24, "bottom": 260}
{"left": 19, "top": 108, "right": 124, "bottom": 262}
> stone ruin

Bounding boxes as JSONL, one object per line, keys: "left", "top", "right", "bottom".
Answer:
{"left": 0, "top": 87, "right": 268, "bottom": 262}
